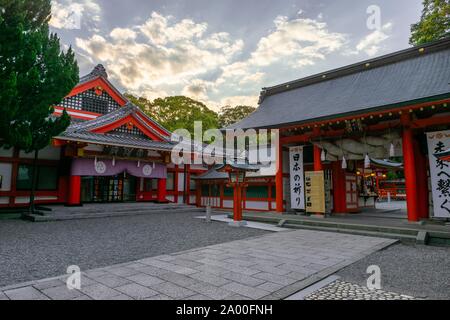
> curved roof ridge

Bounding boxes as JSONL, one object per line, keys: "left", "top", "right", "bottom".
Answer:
{"left": 66, "top": 103, "right": 135, "bottom": 133}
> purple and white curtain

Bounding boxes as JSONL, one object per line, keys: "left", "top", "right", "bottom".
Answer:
{"left": 71, "top": 158, "right": 167, "bottom": 179}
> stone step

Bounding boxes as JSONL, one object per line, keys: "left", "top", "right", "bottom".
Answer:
{"left": 288, "top": 219, "right": 419, "bottom": 236}
{"left": 48, "top": 204, "right": 190, "bottom": 215}
{"left": 283, "top": 223, "right": 418, "bottom": 243}
{"left": 26, "top": 206, "right": 205, "bottom": 222}
{"left": 240, "top": 214, "right": 420, "bottom": 236}
{"left": 236, "top": 213, "right": 450, "bottom": 245}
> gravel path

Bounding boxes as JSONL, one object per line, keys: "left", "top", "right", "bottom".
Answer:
{"left": 305, "top": 280, "right": 416, "bottom": 300}
{"left": 337, "top": 243, "right": 450, "bottom": 300}
{"left": 0, "top": 211, "right": 267, "bottom": 287}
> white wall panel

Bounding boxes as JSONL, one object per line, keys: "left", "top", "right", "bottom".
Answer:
{"left": 20, "top": 146, "right": 60, "bottom": 160}
{"left": 245, "top": 201, "right": 269, "bottom": 210}
{"left": 0, "top": 148, "right": 13, "bottom": 157}
{"left": 0, "top": 197, "right": 9, "bottom": 204}
{"left": 178, "top": 173, "right": 185, "bottom": 192}
{"left": 0, "top": 163, "right": 13, "bottom": 191}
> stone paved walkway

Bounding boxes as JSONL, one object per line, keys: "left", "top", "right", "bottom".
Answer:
{"left": 0, "top": 230, "right": 396, "bottom": 300}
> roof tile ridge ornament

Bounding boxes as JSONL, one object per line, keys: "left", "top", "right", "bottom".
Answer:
{"left": 258, "top": 88, "right": 268, "bottom": 104}
{"left": 91, "top": 64, "right": 108, "bottom": 79}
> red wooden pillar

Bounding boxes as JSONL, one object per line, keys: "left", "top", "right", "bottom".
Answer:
{"left": 401, "top": 115, "right": 419, "bottom": 222}
{"left": 9, "top": 147, "right": 19, "bottom": 206}
{"left": 233, "top": 184, "right": 243, "bottom": 221}
{"left": 185, "top": 165, "right": 190, "bottom": 205}
{"left": 67, "top": 175, "right": 81, "bottom": 206}
{"left": 313, "top": 145, "right": 323, "bottom": 171}
{"left": 157, "top": 178, "right": 167, "bottom": 203}
{"left": 275, "top": 139, "right": 284, "bottom": 213}
{"left": 332, "top": 161, "right": 346, "bottom": 213}
{"left": 268, "top": 180, "right": 273, "bottom": 211}
{"left": 313, "top": 128, "right": 323, "bottom": 172}
{"left": 174, "top": 166, "right": 179, "bottom": 203}
{"left": 414, "top": 139, "right": 429, "bottom": 219}
{"left": 220, "top": 183, "right": 224, "bottom": 209}
{"left": 58, "top": 176, "right": 69, "bottom": 203}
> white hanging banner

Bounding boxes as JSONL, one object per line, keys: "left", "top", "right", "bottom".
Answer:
{"left": 426, "top": 130, "right": 450, "bottom": 218}
{"left": 289, "top": 146, "right": 305, "bottom": 210}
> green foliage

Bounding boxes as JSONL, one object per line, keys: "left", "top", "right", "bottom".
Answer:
{"left": 410, "top": 0, "right": 450, "bottom": 45}
{"left": 127, "top": 94, "right": 257, "bottom": 138}
{"left": 218, "top": 105, "right": 256, "bottom": 128}
{"left": 0, "top": 0, "right": 79, "bottom": 152}
{"left": 126, "top": 94, "right": 220, "bottom": 135}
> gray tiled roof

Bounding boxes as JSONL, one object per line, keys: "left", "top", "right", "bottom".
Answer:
{"left": 229, "top": 38, "right": 450, "bottom": 130}
{"left": 193, "top": 169, "right": 228, "bottom": 180}
{"left": 57, "top": 101, "right": 174, "bottom": 151}
{"left": 215, "top": 161, "right": 261, "bottom": 172}
{"left": 64, "top": 102, "right": 171, "bottom": 142}
{"left": 371, "top": 158, "right": 403, "bottom": 169}
{"left": 194, "top": 166, "right": 273, "bottom": 180}
{"left": 58, "top": 131, "right": 175, "bottom": 151}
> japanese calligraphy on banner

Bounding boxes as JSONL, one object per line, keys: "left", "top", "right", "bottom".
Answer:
{"left": 426, "top": 130, "right": 450, "bottom": 218}
{"left": 289, "top": 146, "right": 305, "bottom": 210}
{"left": 305, "top": 171, "right": 326, "bottom": 213}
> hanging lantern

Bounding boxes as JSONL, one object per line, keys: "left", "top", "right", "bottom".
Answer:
{"left": 321, "top": 149, "right": 326, "bottom": 162}
{"left": 364, "top": 153, "right": 371, "bottom": 169}
{"left": 112, "top": 157, "right": 116, "bottom": 166}
{"left": 342, "top": 156, "right": 347, "bottom": 169}
{"left": 390, "top": 143, "right": 395, "bottom": 158}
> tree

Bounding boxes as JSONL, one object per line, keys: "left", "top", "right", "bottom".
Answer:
{"left": 0, "top": 0, "right": 79, "bottom": 213}
{"left": 218, "top": 105, "right": 256, "bottom": 127}
{"left": 126, "top": 94, "right": 220, "bottom": 135}
{"left": 410, "top": 0, "right": 450, "bottom": 45}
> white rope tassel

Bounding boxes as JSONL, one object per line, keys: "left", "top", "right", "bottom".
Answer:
{"left": 390, "top": 143, "right": 395, "bottom": 158}
{"left": 112, "top": 157, "right": 116, "bottom": 167}
{"left": 321, "top": 149, "right": 326, "bottom": 162}
{"left": 152, "top": 162, "right": 155, "bottom": 169}
{"left": 364, "top": 153, "right": 371, "bottom": 169}
{"left": 94, "top": 156, "right": 97, "bottom": 166}
{"left": 137, "top": 160, "right": 140, "bottom": 168}
{"left": 342, "top": 156, "right": 347, "bottom": 169}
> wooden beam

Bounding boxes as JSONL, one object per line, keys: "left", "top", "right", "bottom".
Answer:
{"left": 279, "top": 98, "right": 450, "bottom": 133}
{"left": 412, "top": 115, "right": 450, "bottom": 128}
{"left": 281, "top": 121, "right": 401, "bottom": 144}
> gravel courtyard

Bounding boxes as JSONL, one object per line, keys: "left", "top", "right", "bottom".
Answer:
{"left": 0, "top": 209, "right": 267, "bottom": 287}
{"left": 337, "top": 243, "right": 450, "bottom": 300}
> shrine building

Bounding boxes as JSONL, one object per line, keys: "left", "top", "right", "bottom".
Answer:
{"left": 227, "top": 38, "right": 450, "bottom": 222}
{"left": 0, "top": 65, "right": 207, "bottom": 208}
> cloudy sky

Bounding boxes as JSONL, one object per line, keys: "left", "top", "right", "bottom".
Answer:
{"left": 50, "top": 0, "right": 424, "bottom": 111}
